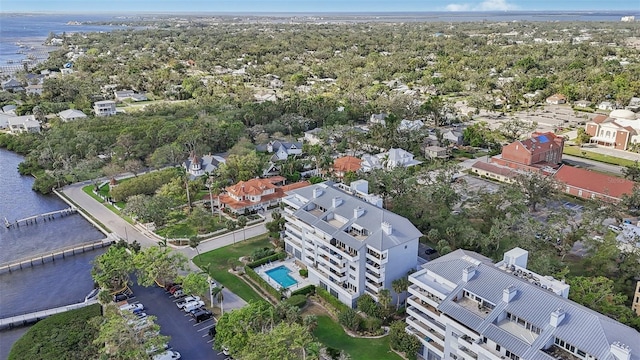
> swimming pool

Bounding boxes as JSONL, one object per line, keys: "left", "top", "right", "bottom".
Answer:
{"left": 265, "top": 265, "right": 297, "bottom": 288}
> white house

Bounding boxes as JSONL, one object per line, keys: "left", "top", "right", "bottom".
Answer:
{"left": 114, "top": 90, "right": 147, "bottom": 102}
{"left": 370, "top": 113, "right": 388, "bottom": 125}
{"left": 264, "top": 140, "right": 302, "bottom": 162}
{"left": 360, "top": 148, "right": 422, "bottom": 172}
{"left": 93, "top": 100, "right": 116, "bottom": 117}
{"left": 398, "top": 119, "right": 425, "bottom": 131}
{"left": 58, "top": 109, "right": 87, "bottom": 122}
{"left": 282, "top": 181, "right": 422, "bottom": 307}
{"left": 183, "top": 152, "right": 226, "bottom": 178}
{"left": 442, "top": 129, "right": 464, "bottom": 145}
{"left": 598, "top": 101, "right": 615, "bottom": 111}
{"left": 7, "top": 115, "right": 40, "bottom": 134}
{"left": 25, "top": 84, "right": 43, "bottom": 96}
{"left": 304, "top": 128, "right": 323, "bottom": 145}
{"left": 406, "top": 247, "right": 640, "bottom": 360}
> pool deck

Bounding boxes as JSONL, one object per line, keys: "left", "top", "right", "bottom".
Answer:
{"left": 257, "top": 257, "right": 312, "bottom": 293}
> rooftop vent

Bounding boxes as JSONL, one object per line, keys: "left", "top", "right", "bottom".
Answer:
{"left": 462, "top": 266, "right": 477, "bottom": 282}
{"left": 354, "top": 206, "right": 365, "bottom": 218}
{"left": 549, "top": 308, "right": 565, "bottom": 327}
{"left": 381, "top": 221, "right": 392, "bottom": 235}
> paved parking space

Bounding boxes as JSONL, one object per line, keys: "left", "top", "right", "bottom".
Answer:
{"left": 128, "top": 282, "right": 227, "bottom": 360}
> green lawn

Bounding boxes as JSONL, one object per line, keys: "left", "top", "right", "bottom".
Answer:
{"left": 193, "top": 234, "right": 271, "bottom": 303}
{"left": 563, "top": 145, "right": 637, "bottom": 167}
{"left": 314, "top": 316, "right": 402, "bottom": 360}
{"left": 82, "top": 185, "right": 134, "bottom": 223}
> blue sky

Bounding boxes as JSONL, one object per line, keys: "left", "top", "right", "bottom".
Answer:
{"left": 1, "top": 0, "right": 638, "bottom": 13}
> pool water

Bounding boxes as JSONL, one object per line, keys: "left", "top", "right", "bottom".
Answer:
{"left": 265, "top": 265, "right": 297, "bottom": 288}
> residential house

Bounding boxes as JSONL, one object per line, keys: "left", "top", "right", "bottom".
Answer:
{"left": 25, "top": 84, "right": 43, "bottom": 96}
{"left": 333, "top": 156, "right": 362, "bottom": 179}
{"left": 304, "top": 128, "right": 323, "bottom": 145}
{"left": 265, "top": 140, "right": 302, "bottom": 162}
{"left": 114, "top": 90, "right": 147, "bottom": 102}
{"left": 7, "top": 115, "right": 40, "bottom": 134}
{"left": 574, "top": 99, "right": 592, "bottom": 108}
{"left": 598, "top": 101, "right": 615, "bottom": 111}
{"left": 369, "top": 113, "right": 388, "bottom": 125}
{"left": 442, "top": 129, "right": 464, "bottom": 145}
{"left": 626, "top": 97, "right": 640, "bottom": 112}
{"left": 585, "top": 110, "right": 639, "bottom": 151}
{"left": 360, "top": 148, "right": 422, "bottom": 172}
{"left": 424, "top": 145, "right": 450, "bottom": 159}
{"left": 553, "top": 165, "right": 635, "bottom": 202}
{"left": 58, "top": 109, "right": 87, "bottom": 122}
{"left": 282, "top": 181, "right": 422, "bottom": 307}
{"left": 406, "top": 247, "right": 640, "bottom": 360}
{"left": 546, "top": 93, "right": 567, "bottom": 105}
{"left": 93, "top": 100, "right": 117, "bottom": 117}
{"left": 183, "top": 152, "right": 226, "bottom": 178}
{"left": 2, "top": 105, "right": 17, "bottom": 115}
{"left": 471, "top": 160, "right": 518, "bottom": 183}
{"left": 633, "top": 282, "right": 640, "bottom": 316}
{"left": 219, "top": 177, "right": 309, "bottom": 214}
{"left": 398, "top": 119, "right": 425, "bottom": 132}
{"left": 2, "top": 79, "right": 23, "bottom": 92}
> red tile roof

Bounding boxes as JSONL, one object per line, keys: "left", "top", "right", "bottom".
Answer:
{"left": 592, "top": 114, "right": 608, "bottom": 124}
{"left": 333, "top": 156, "right": 361, "bottom": 172}
{"left": 220, "top": 180, "right": 310, "bottom": 210}
{"left": 553, "top": 165, "right": 635, "bottom": 200}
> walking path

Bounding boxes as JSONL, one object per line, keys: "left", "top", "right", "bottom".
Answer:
{"left": 60, "top": 181, "right": 271, "bottom": 312}
{"left": 0, "top": 300, "right": 98, "bottom": 330}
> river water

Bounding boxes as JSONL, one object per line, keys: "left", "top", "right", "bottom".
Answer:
{"left": 0, "top": 148, "right": 105, "bottom": 359}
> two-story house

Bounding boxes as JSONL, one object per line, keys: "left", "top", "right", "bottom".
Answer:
{"left": 360, "top": 148, "right": 422, "bottom": 172}
{"left": 265, "top": 140, "right": 303, "bottom": 162}
{"left": 93, "top": 100, "right": 117, "bottom": 117}
{"left": 7, "top": 115, "right": 40, "bottom": 134}
{"left": 183, "top": 151, "right": 226, "bottom": 178}
{"left": 281, "top": 181, "right": 422, "bottom": 307}
{"left": 219, "top": 177, "right": 310, "bottom": 214}
{"left": 406, "top": 247, "right": 639, "bottom": 360}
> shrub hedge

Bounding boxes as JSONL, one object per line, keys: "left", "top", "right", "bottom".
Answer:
{"left": 244, "top": 265, "right": 281, "bottom": 300}
{"left": 246, "top": 252, "right": 286, "bottom": 268}
{"left": 290, "top": 284, "right": 316, "bottom": 297}
{"left": 299, "top": 268, "right": 308, "bottom": 277}
{"left": 284, "top": 294, "right": 308, "bottom": 308}
{"left": 317, "top": 287, "right": 351, "bottom": 314}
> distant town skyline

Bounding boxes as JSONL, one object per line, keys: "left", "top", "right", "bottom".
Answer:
{"left": 2, "top": 0, "right": 638, "bottom": 14}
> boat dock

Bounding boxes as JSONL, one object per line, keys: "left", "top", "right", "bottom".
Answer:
{"left": 4, "top": 207, "right": 77, "bottom": 229}
{"left": 0, "top": 238, "right": 115, "bottom": 274}
{"left": 0, "top": 299, "right": 98, "bottom": 330}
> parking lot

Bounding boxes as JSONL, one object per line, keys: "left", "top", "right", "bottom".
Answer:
{"left": 127, "top": 282, "right": 228, "bottom": 360}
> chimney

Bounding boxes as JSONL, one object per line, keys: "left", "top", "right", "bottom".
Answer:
{"left": 502, "top": 285, "right": 517, "bottom": 303}
{"left": 313, "top": 188, "right": 323, "bottom": 198}
{"left": 549, "top": 308, "right": 565, "bottom": 327}
{"left": 332, "top": 196, "right": 343, "bottom": 208}
{"left": 381, "top": 221, "right": 392, "bottom": 235}
{"left": 354, "top": 206, "right": 365, "bottom": 218}
{"left": 462, "top": 266, "right": 476, "bottom": 282}
{"left": 611, "top": 342, "right": 631, "bottom": 360}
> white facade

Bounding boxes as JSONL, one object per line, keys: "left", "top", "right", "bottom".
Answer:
{"left": 7, "top": 115, "right": 40, "bottom": 134}
{"left": 360, "top": 148, "right": 422, "bottom": 172}
{"left": 282, "top": 181, "right": 422, "bottom": 308}
{"left": 93, "top": 100, "right": 117, "bottom": 117}
{"left": 406, "top": 248, "right": 639, "bottom": 360}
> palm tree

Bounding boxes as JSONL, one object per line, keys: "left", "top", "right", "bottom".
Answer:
{"left": 212, "top": 286, "right": 225, "bottom": 315}
{"left": 237, "top": 215, "right": 248, "bottom": 242}
{"left": 392, "top": 277, "right": 410, "bottom": 309}
{"left": 226, "top": 219, "right": 237, "bottom": 244}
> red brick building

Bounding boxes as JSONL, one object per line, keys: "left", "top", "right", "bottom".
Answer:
{"left": 491, "top": 132, "right": 564, "bottom": 171}
{"left": 553, "top": 165, "right": 635, "bottom": 202}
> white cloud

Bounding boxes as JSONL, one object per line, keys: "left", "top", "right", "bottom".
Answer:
{"left": 476, "top": 0, "right": 519, "bottom": 11}
{"left": 446, "top": 3, "right": 472, "bottom": 11}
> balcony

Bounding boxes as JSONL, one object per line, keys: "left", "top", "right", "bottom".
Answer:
{"left": 365, "top": 270, "right": 384, "bottom": 283}
{"left": 406, "top": 326, "right": 445, "bottom": 354}
{"left": 285, "top": 224, "right": 302, "bottom": 238}
{"left": 407, "top": 296, "right": 441, "bottom": 318}
{"left": 457, "top": 345, "right": 478, "bottom": 360}
{"left": 408, "top": 286, "right": 443, "bottom": 305}
{"left": 284, "top": 235, "right": 302, "bottom": 248}
{"left": 365, "top": 260, "right": 382, "bottom": 274}
{"left": 407, "top": 316, "right": 445, "bottom": 344}
{"left": 366, "top": 251, "right": 388, "bottom": 265}
{"left": 317, "top": 254, "right": 345, "bottom": 274}
{"left": 365, "top": 278, "right": 383, "bottom": 292}
{"left": 317, "top": 246, "right": 346, "bottom": 266}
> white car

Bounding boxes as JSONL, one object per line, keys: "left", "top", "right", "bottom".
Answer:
{"left": 153, "top": 350, "right": 181, "bottom": 360}
{"left": 176, "top": 296, "right": 200, "bottom": 309}
{"left": 119, "top": 303, "right": 144, "bottom": 312}
{"left": 183, "top": 300, "right": 205, "bottom": 313}
{"left": 608, "top": 225, "right": 622, "bottom": 233}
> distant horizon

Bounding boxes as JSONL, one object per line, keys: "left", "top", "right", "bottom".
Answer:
{"left": 2, "top": 0, "right": 638, "bottom": 14}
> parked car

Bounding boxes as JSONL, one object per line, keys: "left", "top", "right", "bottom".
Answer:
{"left": 168, "top": 285, "right": 182, "bottom": 294}
{"left": 173, "top": 289, "right": 185, "bottom": 298}
{"left": 113, "top": 293, "right": 129, "bottom": 302}
{"left": 120, "top": 303, "right": 144, "bottom": 312}
{"left": 424, "top": 247, "right": 437, "bottom": 255}
{"left": 190, "top": 308, "right": 213, "bottom": 323}
{"left": 608, "top": 225, "right": 622, "bottom": 233}
{"left": 176, "top": 296, "right": 201, "bottom": 309}
{"left": 183, "top": 300, "right": 205, "bottom": 313}
{"left": 208, "top": 325, "right": 217, "bottom": 338}
{"left": 152, "top": 350, "right": 181, "bottom": 360}
{"left": 163, "top": 282, "right": 179, "bottom": 291}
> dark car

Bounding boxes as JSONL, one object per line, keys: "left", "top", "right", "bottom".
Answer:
{"left": 113, "top": 293, "right": 129, "bottom": 302}
{"left": 190, "top": 308, "right": 213, "bottom": 323}
{"left": 424, "top": 247, "right": 437, "bottom": 255}
{"left": 208, "top": 325, "right": 217, "bottom": 338}
{"left": 168, "top": 285, "right": 182, "bottom": 294}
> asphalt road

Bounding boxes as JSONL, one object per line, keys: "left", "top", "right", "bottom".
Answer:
{"left": 126, "top": 282, "right": 226, "bottom": 360}
{"left": 562, "top": 155, "right": 624, "bottom": 175}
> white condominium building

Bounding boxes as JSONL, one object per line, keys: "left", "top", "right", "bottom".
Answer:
{"left": 406, "top": 248, "right": 640, "bottom": 360}
{"left": 282, "top": 180, "right": 422, "bottom": 307}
